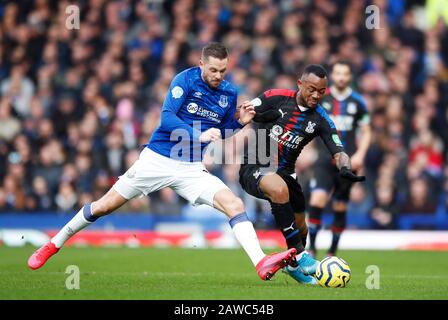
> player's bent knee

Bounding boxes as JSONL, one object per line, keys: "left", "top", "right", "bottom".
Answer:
{"left": 266, "top": 184, "right": 289, "bottom": 203}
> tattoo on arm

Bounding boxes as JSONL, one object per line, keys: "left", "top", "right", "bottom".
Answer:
{"left": 334, "top": 152, "right": 351, "bottom": 170}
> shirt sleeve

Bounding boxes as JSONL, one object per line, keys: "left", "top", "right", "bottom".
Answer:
{"left": 317, "top": 109, "right": 345, "bottom": 156}
{"left": 252, "top": 91, "right": 282, "bottom": 123}
{"left": 220, "top": 92, "right": 243, "bottom": 138}
{"left": 160, "top": 71, "right": 202, "bottom": 141}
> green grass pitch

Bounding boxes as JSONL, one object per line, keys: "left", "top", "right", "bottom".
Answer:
{"left": 1, "top": 246, "right": 447, "bottom": 300}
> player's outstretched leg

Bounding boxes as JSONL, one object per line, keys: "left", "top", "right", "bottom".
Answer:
{"left": 213, "top": 189, "right": 296, "bottom": 280}
{"left": 258, "top": 175, "right": 318, "bottom": 283}
{"left": 28, "top": 188, "right": 128, "bottom": 270}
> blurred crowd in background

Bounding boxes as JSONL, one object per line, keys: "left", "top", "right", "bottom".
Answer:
{"left": 0, "top": 0, "right": 447, "bottom": 229}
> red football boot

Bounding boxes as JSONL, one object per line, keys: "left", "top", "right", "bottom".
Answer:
{"left": 256, "top": 248, "right": 297, "bottom": 280}
{"left": 28, "top": 242, "right": 59, "bottom": 270}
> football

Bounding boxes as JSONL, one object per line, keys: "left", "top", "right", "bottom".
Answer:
{"left": 315, "top": 256, "right": 351, "bottom": 288}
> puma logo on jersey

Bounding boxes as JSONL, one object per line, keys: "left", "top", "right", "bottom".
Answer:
{"left": 305, "top": 121, "right": 317, "bottom": 133}
{"left": 282, "top": 222, "right": 295, "bottom": 233}
{"left": 279, "top": 109, "right": 287, "bottom": 118}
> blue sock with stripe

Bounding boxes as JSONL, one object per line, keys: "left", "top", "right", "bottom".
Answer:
{"left": 229, "top": 212, "right": 266, "bottom": 266}
{"left": 82, "top": 203, "right": 99, "bottom": 222}
{"left": 229, "top": 212, "right": 250, "bottom": 228}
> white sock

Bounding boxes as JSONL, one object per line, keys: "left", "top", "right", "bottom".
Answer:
{"left": 230, "top": 214, "right": 266, "bottom": 266}
{"left": 51, "top": 205, "right": 94, "bottom": 248}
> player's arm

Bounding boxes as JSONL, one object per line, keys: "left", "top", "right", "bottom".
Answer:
{"left": 350, "top": 123, "right": 371, "bottom": 171}
{"left": 251, "top": 91, "right": 283, "bottom": 123}
{"left": 318, "top": 112, "right": 365, "bottom": 182}
{"left": 161, "top": 72, "right": 218, "bottom": 143}
{"left": 351, "top": 102, "right": 372, "bottom": 171}
{"left": 160, "top": 72, "right": 201, "bottom": 140}
{"left": 333, "top": 152, "right": 365, "bottom": 181}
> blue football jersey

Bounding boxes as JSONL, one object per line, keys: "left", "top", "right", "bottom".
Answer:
{"left": 148, "top": 67, "right": 242, "bottom": 162}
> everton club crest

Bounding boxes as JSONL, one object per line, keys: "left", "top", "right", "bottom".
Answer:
{"left": 219, "top": 95, "right": 228, "bottom": 108}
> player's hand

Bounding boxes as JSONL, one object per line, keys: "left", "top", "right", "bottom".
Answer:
{"left": 339, "top": 166, "right": 366, "bottom": 182}
{"left": 238, "top": 100, "right": 256, "bottom": 125}
{"left": 199, "top": 128, "right": 221, "bottom": 143}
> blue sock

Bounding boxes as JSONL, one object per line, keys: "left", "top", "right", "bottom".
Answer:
{"left": 82, "top": 203, "right": 99, "bottom": 222}
{"left": 229, "top": 212, "right": 250, "bottom": 228}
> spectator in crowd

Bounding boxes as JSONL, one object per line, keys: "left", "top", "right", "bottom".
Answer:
{"left": 0, "top": 97, "right": 21, "bottom": 142}
{"left": 400, "top": 177, "right": 438, "bottom": 214}
{"left": 347, "top": 184, "right": 374, "bottom": 219}
{"left": 370, "top": 179, "right": 398, "bottom": 229}
{"left": 30, "top": 176, "right": 53, "bottom": 211}
{"left": 55, "top": 181, "right": 78, "bottom": 212}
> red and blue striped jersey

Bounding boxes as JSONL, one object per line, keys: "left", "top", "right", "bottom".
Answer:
{"left": 243, "top": 89, "right": 345, "bottom": 174}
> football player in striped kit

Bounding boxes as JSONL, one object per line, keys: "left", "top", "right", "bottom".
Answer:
{"left": 308, "top": 61, "right": 371, "bottom": 258}
{"left": 239, "top": 64, "right": 365, "bottom": 284}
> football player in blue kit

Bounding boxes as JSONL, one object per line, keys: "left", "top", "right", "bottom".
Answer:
{"left": 28, "top": 43, "right": 297, "bottom": 281}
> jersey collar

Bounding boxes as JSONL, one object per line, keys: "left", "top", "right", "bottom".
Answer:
{"left": 294, "top": 90, "right": 310, "bottom": 112}
{"left": 330, "top": 86, "right": 353, "bottom": 101}
{"left": 298, "top": 105, "right": 309, "bottom": 112}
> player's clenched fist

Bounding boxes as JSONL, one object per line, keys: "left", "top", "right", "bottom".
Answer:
{"left": 199, "top": 128, "right": 222, "bottom": 143}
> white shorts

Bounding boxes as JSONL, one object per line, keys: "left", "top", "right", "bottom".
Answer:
{"left": 113, "top": 147, "right": 229, "bottom": 206}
